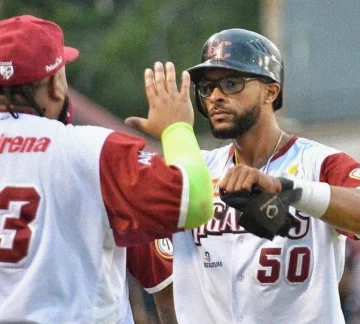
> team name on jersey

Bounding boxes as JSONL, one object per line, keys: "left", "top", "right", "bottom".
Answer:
{"left": 0, "top": 134, "right": 51, "bottom": 153}
{"left": 192, "top": 202, "right": 310, "bottom": 245}
{"left": 192, "top": 202, "right": 243, "bottom": 245}
{"left": 191, "top": 177, "right": 311, "bottom": 245}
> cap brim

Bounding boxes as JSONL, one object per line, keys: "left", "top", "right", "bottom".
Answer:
{"left": 64, "top": 46, "right": 79, "bottom": 63}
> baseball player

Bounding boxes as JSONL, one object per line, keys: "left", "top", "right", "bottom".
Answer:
{"left": 0, "top": 15, "right": 214, "bottom": 323}
{"left": 171, "top": 28, "right": 360, "bottom": 324}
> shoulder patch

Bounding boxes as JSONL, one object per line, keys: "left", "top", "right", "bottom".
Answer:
{"left": 154, "top": 238, "right": 173, "bottom": 260}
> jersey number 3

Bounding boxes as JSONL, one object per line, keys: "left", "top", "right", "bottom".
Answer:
{"left": 0, "top": 187, "right": 40, "bottom": 263}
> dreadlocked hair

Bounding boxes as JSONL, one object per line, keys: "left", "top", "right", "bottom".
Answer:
{"left": 0, "top": 81, "right": 45, "bottom": 118}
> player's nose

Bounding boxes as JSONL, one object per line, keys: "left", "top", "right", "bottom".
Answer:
{"left": 209, "top": 87, "right": 226, "bottom": 103}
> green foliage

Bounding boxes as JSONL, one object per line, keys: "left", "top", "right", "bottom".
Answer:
{"left": 1, "top": 0, "right": 261, "bottom": 133}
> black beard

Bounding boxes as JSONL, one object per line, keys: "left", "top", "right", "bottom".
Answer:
{"left": 209, "top": 102, "right": 261, "bottom": 139}
{"left": 57, "top": 95, "right": 70, "bottom": 125}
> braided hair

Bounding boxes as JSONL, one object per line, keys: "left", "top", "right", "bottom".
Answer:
{"left": 0, "top": 81, "right": 45, "bottom": 118}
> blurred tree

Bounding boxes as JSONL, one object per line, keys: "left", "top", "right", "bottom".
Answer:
{"left": 1, "top": 0, "right": 260, "bottom": 133}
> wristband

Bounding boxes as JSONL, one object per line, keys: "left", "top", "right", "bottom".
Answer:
{"left": 290, "top": 178, "right": 331, "bottom": 219}
{"left": 161, "top": 122, "right": 213, "bottom": 229}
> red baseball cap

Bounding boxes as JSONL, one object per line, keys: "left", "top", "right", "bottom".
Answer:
{"left": 0, "top": 15, "right": 79, "bottom": 85}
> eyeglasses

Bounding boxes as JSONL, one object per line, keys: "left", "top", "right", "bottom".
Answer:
{"left": 196, "top": 76, "right": 258, "bottom": 98}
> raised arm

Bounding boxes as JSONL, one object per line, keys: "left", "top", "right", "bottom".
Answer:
{"left": 125, "top": 62, "right": 213, "bottom": 228}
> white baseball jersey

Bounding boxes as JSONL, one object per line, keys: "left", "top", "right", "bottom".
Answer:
{"left": 0, "top": 112, "right": 186, "bottom": 323}
{"left": 173, "top": 135, "right": 360, "bottom": 324}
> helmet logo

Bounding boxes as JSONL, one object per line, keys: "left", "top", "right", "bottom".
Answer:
{"left": 206, "top": 41, "right": 232, "bottom": 60}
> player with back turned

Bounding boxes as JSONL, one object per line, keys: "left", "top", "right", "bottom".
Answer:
{"left": 171, "top": 28, "right": 360, "bottom": 324}
{"left": 0, "top": 15, "right": 214, "bottom": 323}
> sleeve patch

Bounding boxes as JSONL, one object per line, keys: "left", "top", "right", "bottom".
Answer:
{"left": 349, "top": 168, "right": 360, "bottom": 180}
{"left": 155, "top": 238, "right": 173, "bottom": 260}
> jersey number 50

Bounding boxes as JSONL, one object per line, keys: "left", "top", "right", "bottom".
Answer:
{"left": 257, "top": 247, "right": 311, "bottom": 284}
{"left": 0, "top": 186, "right": 40, "bottom": 264}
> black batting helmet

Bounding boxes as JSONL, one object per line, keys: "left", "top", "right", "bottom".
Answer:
{"left": 188, "top": 28, "right": 284, "bottom": 117}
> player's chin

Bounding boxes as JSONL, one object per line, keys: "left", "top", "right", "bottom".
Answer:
{"left": 210, "top": 124, "right": 237, "bottom": 139}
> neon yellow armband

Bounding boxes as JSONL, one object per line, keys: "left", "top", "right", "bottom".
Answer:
{"left": 162, "top": 122, "right": 213, "bottom": 229}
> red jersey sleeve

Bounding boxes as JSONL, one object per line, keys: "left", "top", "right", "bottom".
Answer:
{"left": 99, "top": 132, "right": 185, "bottom": 247}
{"left": 320, "top": 152, "right": 360, "bottom": 187}
{"left": 127, "top": 238, "right": 173, "bottom": 293}
{"left": 320, "top": 152, "right": 360, "bottom": 239}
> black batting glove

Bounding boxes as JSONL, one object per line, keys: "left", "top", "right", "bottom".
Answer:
{"left": 220, "top": 178, "right": 302, "bottom": 240}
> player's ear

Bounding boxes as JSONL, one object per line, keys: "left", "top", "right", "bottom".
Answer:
{"left": 264, "top": 83, "right": 281, "bottom": 105}
{"left": 47, "top": 69, "right": 67, "bottom": 102}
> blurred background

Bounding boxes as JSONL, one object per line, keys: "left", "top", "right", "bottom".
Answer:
{"left": 2, "top": 0, "right": 360, "bottom": 322}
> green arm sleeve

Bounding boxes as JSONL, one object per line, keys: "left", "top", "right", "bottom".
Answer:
{"left": 161, "top": 122, "right": 214, "bottom": 229}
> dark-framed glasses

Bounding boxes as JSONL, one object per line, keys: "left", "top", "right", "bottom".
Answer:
{"left": 196, "top": 76, "right": 258, "bottom": 98}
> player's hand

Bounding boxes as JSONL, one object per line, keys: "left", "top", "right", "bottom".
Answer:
{"left": 219, "top": 165, "right": 302, "bottom": 241}
{"left": 219, "top": 164, "right": 282, "bottom": 194}
{"left": 125, "top": 61, "right": 194, "bottom": 139}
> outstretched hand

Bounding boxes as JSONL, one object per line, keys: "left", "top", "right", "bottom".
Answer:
{"left": 125, "top": 61, "right": 194, "bottom": 139}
